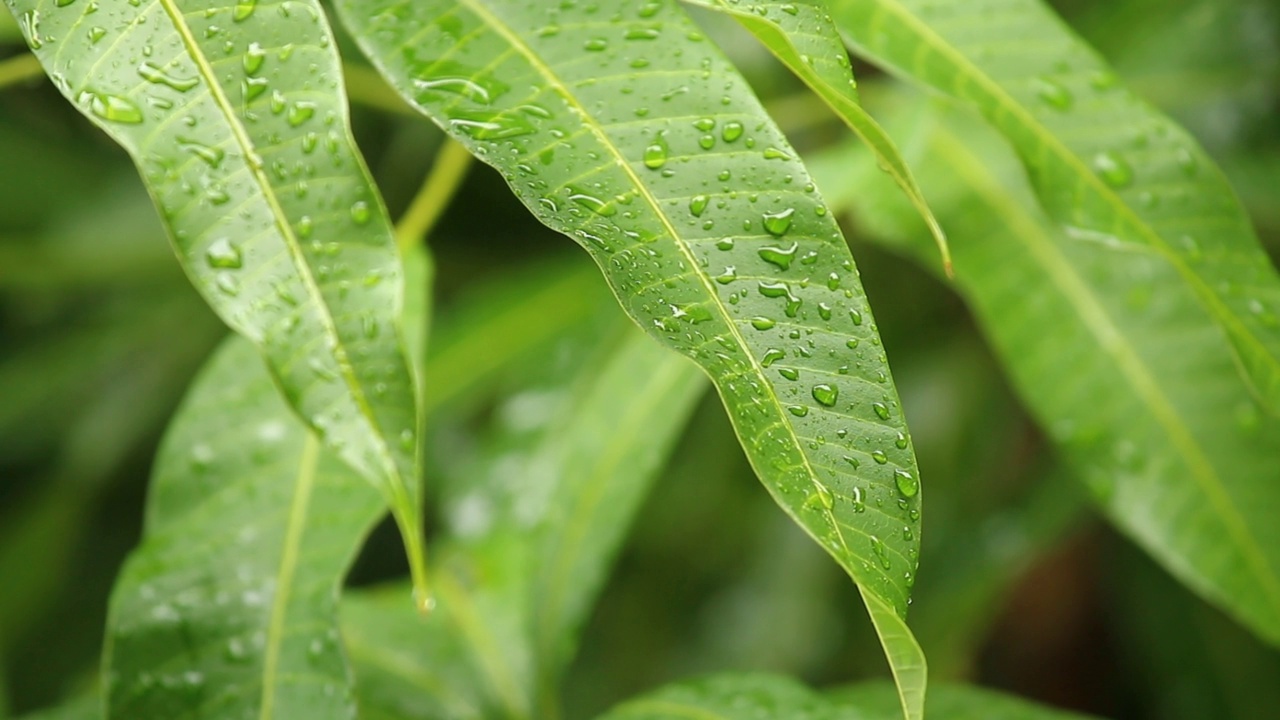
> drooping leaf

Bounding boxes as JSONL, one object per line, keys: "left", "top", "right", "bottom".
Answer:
{"left": 346, "top": 323, "right": 705, "bottom": 719}
{"left": 681, "top": 0, "right": 949, "bottom": 272}
{"left": 829, "top": 0, "right": 1280, "bottom": 415}
{"left": 819, "top": 94, "right": 1280, "bottom": 644}
{"left": 593, "top": 673, "right": 1098, "bottom": 720}
{"left": 3, "top": 0, "right": 427, "bottom": 594}
{"left": 332, "top": 1, "right": 926, "bottom": 714}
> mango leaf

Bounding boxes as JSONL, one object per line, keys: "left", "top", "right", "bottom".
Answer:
{"left": 680, "top": 0, "right": 949, "bottom": 272}
{"left": 346, "top": 325, "right": 705, "bottom": 719}
{"left": 332, "top": 1, "right": 927, "bottom": 715}
{"left": 825, "top": 95, "right": 1280, "bottom": 644}
{"left": 828, "top": 0, "right": 1280, "bottom": 416}
{"left": 3, "top": 0, "right": 427, "bottom": 595}
{"left": 594, "top": 673, "right": 1097, "bottom": 720}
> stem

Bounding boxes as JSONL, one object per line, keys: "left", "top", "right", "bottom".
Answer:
{"left": 0, "top": 53, "right": 43, "bottom": 91}
{"left": 395, "top": 139, "right": 474, "bottom": 252}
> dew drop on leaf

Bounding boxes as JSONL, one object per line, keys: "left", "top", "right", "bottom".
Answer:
{"left": 1033, "top": 76, "right": 1073, "bottom": 110}
{"left": 757, "top": 242, "right": 797, "bottom": 270}
{"left": 205, "top": 237, "right": 243, "bottom": 269}
{"left": 722, "top": 120, "right": 744, "bottom": 142}
{"left": 761, "top": 208, "right": 795, "bottom": 237}
{"left": 1092, "top": 151, "right": 1133, "bottom": 188}
{"left": 871, "top": 449, "right": 888, "bottom": 465}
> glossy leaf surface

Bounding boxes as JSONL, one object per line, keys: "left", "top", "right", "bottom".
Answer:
{"left": 823, "top": 98, "right": 1280, "bottom": 644}
{"left": 333, "top": 1, "right": 927, "bottom": 713}
{"left": 829, "top": 0, "right": 1280, "bottom": 414}
{"left": 682, "top": 0, "right": 949, "bottom": 270}
{"left": 4, "top": 0, "right": 425, "bottom": 583}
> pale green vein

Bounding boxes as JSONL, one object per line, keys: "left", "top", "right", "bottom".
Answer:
{"left": 259, "top": 434, "right": 319, "bottom": 720}
{"left": 934, "top": 125, "right": 1280, "bottom": 615}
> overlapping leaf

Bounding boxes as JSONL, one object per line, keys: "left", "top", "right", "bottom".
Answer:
{"left": 346, "top": 325, "right": 705, "bottom": 719}
{"left": 682, "top": 0, "right": 949, "bottom": 271}
{"left": 333, "top": 1, "right": 927, "bottom": 714}
{"left": 3, "top": 0, "right": 426, "bottom": 592}
{"left": 829, "top": 0, "right": 1280, "bottom": 414}
{"left": 821, "top": 97, "right": 1280, "bottom": 644}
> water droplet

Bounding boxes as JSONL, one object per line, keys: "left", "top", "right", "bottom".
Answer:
{"left": 758, "top": 242, "right": 797, "bottom": 270}
{"left": 689, "top": 194, "right": 709, "bottom": 217}
{"left": 205, "top": 238, "right": 242, "bottom": 269}
{"left": 870, "top": 536, "right": 891, "bottom": 569}
{"left": 757, "top": 281, "right": 802, "bottom": 317}
{"left": 350, "top": 200, "right": 371, "bottom": 224}
{"left": 1092, "top": 151, "right": 1133, "bottom": 188}
{"left": 625, "top": 27, "right": 660, "bottom": 40}
{"left": 762, "top": 147, "right": 791, "bottom": 160}
{"left": 177, "top": 136, "right": 224, "bottom": 167}
{"left": 88, "top": 26, "right": 107, "bottom": 43}
{"left": 138, "top": 61, "right": 198, "bottom": 91}
{"left": 568, "top": 187, "right": 616, "bottom": 217}
{"left": 761, "top": 348, "right": 785, "bottom": 367}
{"left": 849, "top": 308, "right": 863, "bottom": 326}
{"left": 722, "top": 121, "right": 743, "bottom": 142}
{"left": 871, "top": 402, "right": 890, "bottom": 420}
{"left": 583, "top": 37, "right": 608, "bottom": 51}
{"left": 715, "top": 267, "right": 737, "bottom": 284}
{"left": 79, "top": 90, "right": 143, "bottom": 124}
{"left": 750, "top": 316, "right": 775, "bottom": 330}
{"left": 232, "top": 0, "right": 256, "bottom": 21}
{"left": 243, "top": 42, "right": 266, "bottom": 74}
{"left": 894, "top": 469, "right": 919, "bottom": 498}
{"left": 716, "top": 237, "right": 735, "bottom": 251}
{"left": 871, "top": 449, "right": 888, "bottom": 464}
{"left": 894, "top": 432, "right": 908, "bottom": 449}
{"left": 779, "top": 367, "right": 799, "bottom": 381}
{"left": 288, "top": 101, "right": 315, "bottom": 127}
{"left": 761, "top": 208, "right": 795, "bottom": 237}
{"left": 811, "top": 384, "right": 838, "bottom": 407}
{"left": 1033, "top": 76, "right": 1073, "bottom": 110}
{"left": 787, "top": 405, "right": 809, "bottom": 417}
{"left": 643, "top": 135, "right": 668, "bottom": 169}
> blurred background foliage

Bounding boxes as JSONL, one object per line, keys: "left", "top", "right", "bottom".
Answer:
{"left": 1, "top": 0, "right": 1278, "bottom": 718}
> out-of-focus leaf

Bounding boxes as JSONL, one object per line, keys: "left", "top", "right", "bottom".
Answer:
{"left": 819, "top": 93, "right": 1280, "bottom": 645}
{"left": 4, "top": 0, "right": 427, "bottom": 591}
{"left": 347, "top": 324, "right": 705, "bottom": 719}
{"left": 103, "top": 336, "right": 385, "bottom": 720}
{"left": 334, "top": 2, "right": 926, "bottom": 714}
{"left": 593, "top": 673, "right": 1098, "bottom": 719}
{"left": 12, "top": 694, "right": 97, "bottom": 720}
{"left": 830, "top": 0, "right": 1280, "bottom": 419}
{"left": 682, "top": 0, "right": 949, "bottom": 270}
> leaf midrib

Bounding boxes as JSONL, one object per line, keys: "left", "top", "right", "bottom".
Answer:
{"left": 458, "top": 0, "right": 867, "bottom": 598}
{"left": 862, "top": 0, "right": 1274, "bottom": 392}
{"left": 153, "top": 0, "right": 406, "bottom": 493}
{"left": 936, "top": 126, "right": 1280, "bottom": 619}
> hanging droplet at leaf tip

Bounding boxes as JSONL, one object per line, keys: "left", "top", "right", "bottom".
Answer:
{"left": 413, "top": 587, "right": 437, "bottom": 615}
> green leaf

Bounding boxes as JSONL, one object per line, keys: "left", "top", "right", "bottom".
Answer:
{"left": 102, "top": 336, "right": 386, "bottom": 719}
{"left": 820, "top": 95, "right": 1280, "bottom": 644}
{"left": 594, "top": 673, "right": 1097, "bottom": 720}
{"left": 332, "top": 1, "right": 926, "bottom": 714}
{"left": 4, "top": 0, "right": 427, "bottom": 598}
{"left": 13, "top": 694, "right": 98, "bottom": 720}
{"left": 828, "top": 0, "right": 1280, "bottom": 415}
{"left": 680, "top": 0, "right": 950, "bottom": 272}
{"left": 346, "top": 324, "right": 704, "bottom": 719}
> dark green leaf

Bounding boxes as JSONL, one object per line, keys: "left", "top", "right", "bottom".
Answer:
{"left": 333, "top": 2, "right": 927, "bottom": 713}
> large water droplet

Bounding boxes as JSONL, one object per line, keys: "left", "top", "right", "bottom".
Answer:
{"left": 722, "top": 121, "right": 743, "bottom": 142}
{"left": 758, "top": 242, "right": 798, "bottom": 270}
{"left": 138, "top": 61, "right": 198, "bottom": 91}
{"left": 894, "top": 469, "right": 919, "bottom": 498}
{"left": 761, "top": 208, "right": 795, "bottom": 237}
{"left": 787, "top": 405, "right": 809, "bottom": 417}
{"left": 567, "top": 187, "right": 616, "bottom": 217}
{"left": 80, "top": 90, "right": 143, "bottom": 124}
{"left": 205, "top": 238, "right": 242, "bottom": 269}
{"left": 350, "top": 200, "right": 371, "bottom": 225}
{"left": 177, "top": 136, "right": 224, "bottom": 167}
{"left": 761, "top": 348, "right": 785, "bottom": 367}
{"left": 757, "top": 281, "right": 802, "bottom": 317}
{"left": 643, "top": 136, "right": 668, "bottom": 169}
{"left": 811, "top": 383, "right": 838, "bottom": 407}
{"left": 750, "top": 316, "right": 775, "bottom": 330}
{"left": 871, "top": 402, "right": 890, "bottom": 420}
{"left": 232, "top": 0, "right": 256, "bottom": 21}
{"left": 806, "top": 482, "right": 835, "bottom": 511}
{"left": 243, "top": 42, "right": 266, "bottom": 75}
{"left": 1033, "top": 76, "right": 1073, "bottom": 110}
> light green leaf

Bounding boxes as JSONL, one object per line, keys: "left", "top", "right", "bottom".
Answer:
{"left": 829, "top": 0, "right": 1280, "bottom": 415}
{"left": 821, "top": 95, "right": 1280, "bottom": 644}
{"left": 102, "top": 335, "right": 386, "bottom": 719}
{"left": 594, "top": 673, "right": 1097, "bottom": 720}
{"left": 347, "top": 324, "right": 705, "bottom": 719}
{"left": 4, "top": 0, "right": 427, "bottom": 597}
{"left": 333, "top": 1, "right": 926, "bottom": 715}
{"left": 681, "top": 0, "right": 950, "bottom": 272}
{"left": 13, "top": 694, "right": 98, "bottom": 720}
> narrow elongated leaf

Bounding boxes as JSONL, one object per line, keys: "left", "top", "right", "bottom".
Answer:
{"left": 681, "top": 0, "right": 949, "bottom": 271}
{"left": 4, "top": 0, "right": 426, "bottom": 590}
{"left": 829, "top": 0, "right": 1280, "bottom": 414}
{"left": 594, "top": 673, "right": 1097, "bottom": 720}
{"left": 825, "top": 97, "right": 1280, "bottom": 643}
{"left": 334, "top": 1, "right": 926, "bottom": 714}
{"left": 346, "top": 325, "right": 705, "bottom": 719}
{"left": 103, "top": 336, "right": 385, "bottom": 719}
